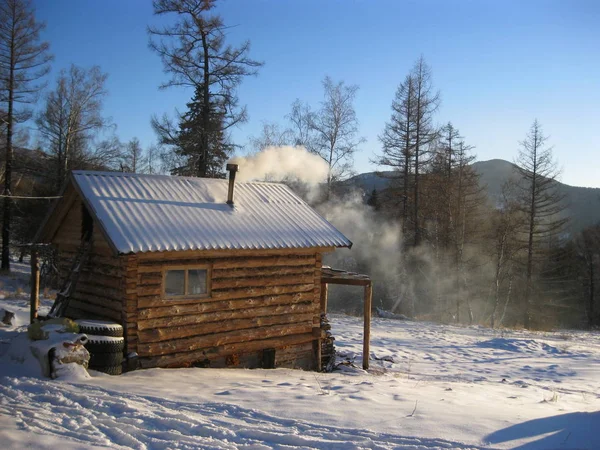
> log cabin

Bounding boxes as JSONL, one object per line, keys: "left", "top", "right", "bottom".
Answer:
{"left": 34, "top": 167, "right": 353, "bottom": 370}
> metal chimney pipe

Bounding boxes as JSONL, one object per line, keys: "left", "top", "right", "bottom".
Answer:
{"left": 226, "top": 163, "right": 238, "bottom": 205}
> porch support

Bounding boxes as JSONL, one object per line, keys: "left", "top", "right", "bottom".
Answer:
{"left": 30, "top": 247, "right": 40, "bottom": 324}
{"left": 321, "top": 267, "right": 372, "bottom": 371}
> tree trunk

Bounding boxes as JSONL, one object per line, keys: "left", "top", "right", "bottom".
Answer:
{"left": 2, "top": 29, "right": 16, "bottom": 272}
{"left": 589, "top": 258, "right": 595, "bottom": 328}
{"left": 201, "top": 30, "right": 210, "bottom": 178}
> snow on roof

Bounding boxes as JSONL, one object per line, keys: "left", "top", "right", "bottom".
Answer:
{"left": 71, "top": 170, "right": 352, "bottom": 254}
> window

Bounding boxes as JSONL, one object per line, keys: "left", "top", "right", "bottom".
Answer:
{"left": 163, "top": 266, "right": 210, "bottom": 298}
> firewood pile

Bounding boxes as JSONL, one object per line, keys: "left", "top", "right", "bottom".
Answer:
{"left": 320, "top": 313, "right": 336, "bottom": 372}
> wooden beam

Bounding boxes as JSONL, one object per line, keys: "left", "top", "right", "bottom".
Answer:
{"left": 363, "top": 283, "right": 372, "bottom": 370}
{"left": 30, "top": 248, "right": 40, "bottom": 324}
{"left": 137, "top": 248, "right": 328, "bottom": 261}
{"left": 320, "top": 282, "right": 328, "bottom": 313}
{"left": 320, "top": 277, "right": 371, "bottom": 286}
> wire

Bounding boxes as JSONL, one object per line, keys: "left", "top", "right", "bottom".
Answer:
{"left": 0, "top": 194, "right": 62, "bottom": 200}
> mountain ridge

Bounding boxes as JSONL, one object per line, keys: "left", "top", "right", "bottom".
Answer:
{"left": 344, "top": 159, "right": 600, "bottom": 233}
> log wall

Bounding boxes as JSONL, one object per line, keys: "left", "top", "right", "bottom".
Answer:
{"left": 130, "top": 249, "right": 326, "bottom": 370}
{"left": 53, "top": 201, "right": 125, "bottom": 325}
{"left": 51, "top": 199, "right": 329, "bottom": 370}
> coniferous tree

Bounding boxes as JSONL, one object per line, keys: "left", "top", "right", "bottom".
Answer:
{"left": 515, "top": 120, "right": 568, "bottom": 328}
{"left": 153, "top": 86, "right": 233, "bottom": 177}
{"left": 0, "top": 0, "right": 52, "bottom": 270}
{"left": 376, "top": 73, "right": 415, "bottom": 235}
{"left": 411, "top": 57, "right": 440, "bottom": 246}
{"left": 149, "top": 0, "right": 262, "bottom": 177}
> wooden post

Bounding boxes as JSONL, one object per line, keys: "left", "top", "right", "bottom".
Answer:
{"left": 320, "top": 282, "right": 328, "bottom": 313}
{"left": 363, "top": 282, "right": 372, "bottom": 370}
{"left": 313, "top": 334, "right": 322, "bottom": 372}
{"left": 30, "top": 247, "right": 40, "bottom": 323}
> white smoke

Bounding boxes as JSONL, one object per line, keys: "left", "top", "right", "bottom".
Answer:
{"left": 231, "top": 145, "right": 403, "bottom": 313}
{"left": 230, "top": 146, "right": 329, "bottom": 184}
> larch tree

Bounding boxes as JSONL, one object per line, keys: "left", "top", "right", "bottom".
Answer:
{"left": 149, "top": 0, "right": 262, "bottom": 177}
{"left": 450, "top": 140, "right": 486, "bottom": 324}
{"left": 0, "top": 0, "right": 52, "bottom": 271}
{"left": 410, "top": 57, "right": 440, "bottom": 246}
{"left": 375, "top": 73, "right": 415, "bottom": 235}
{"left": 36, "top": 65, "right": 109, "bottom": 190}
{"left": 309, "top": 76, "right": 364, "bottom": 196}
{"left": 515, "top": 120, "right": 568, "bottom": 328}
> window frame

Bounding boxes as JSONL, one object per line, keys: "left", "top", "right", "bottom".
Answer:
{"left": 162, "top": 265, "right": 211, "bottom": 299}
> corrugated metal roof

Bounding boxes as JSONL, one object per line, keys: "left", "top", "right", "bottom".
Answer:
{"left": 71, "top": 171, "right": 352, "bottom": 254}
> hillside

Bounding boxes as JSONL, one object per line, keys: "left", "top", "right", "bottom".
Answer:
{"left": 344, "top": 159, "right": 600, "bottom": 233}
{"left": 2, "top": 282, "right": 600, "bottom": 449}
{"left": 473, "top": 159, "right": 600, "bottom": 233}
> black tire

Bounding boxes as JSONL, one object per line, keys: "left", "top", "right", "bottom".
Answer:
{"left": 89, "top": 364, "right": 122, "bottom": 376}
{"left": 89, "top": 352, "right": 123, "bottom": 367}
{"left": 76, "top": 320, "right": 123, "bottom": 338}
{"left": 85, "top": 335, "right": 125, "bottom": 354}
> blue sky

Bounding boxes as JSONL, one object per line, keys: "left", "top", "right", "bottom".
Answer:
{"left": 32, "top": 0, "right": 600, "bottom": 187}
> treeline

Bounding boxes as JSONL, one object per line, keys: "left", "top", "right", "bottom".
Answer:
{"left": 1, "top": 0, "right": 598, "bottom": 329}
{"left": 248, "top": 60, "right": 599, "bottom": 329}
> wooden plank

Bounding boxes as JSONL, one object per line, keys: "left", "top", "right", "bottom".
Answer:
{"left": 69, "top": 292, "right": 122, "bottom": 312}
{"left": 66, "top": 300, "right": 121, "bottom": 321}
{"left": 212, "top": 266, "right": 315, "bottom": 279}
{"left": 138, "top": 302, "right": 317, "bottom": 331}
{"left": 320, "top": 282, "right": 328, "bottom": 313}
{"left": 139, "top": 332, "right": 315, "bottom": 368}
{"left": 211, "top": 274, "right": 314, "bottom": 290}
{"left": 211, "top": 283, "right": 314, "bottom": 301}
{"left": 74, "top": 283, "right": 122, "bottom": 302}
{"left": 321, "top": 277, "right": 372, "bottom": 286}
{"left": 138, "top": 313, "right": 315, "bottom": 343}
{"left": 212, "top": 256, "right": 316, "bottom": 270}
{"left": 138, "top": 291, "right": 315, "bottom": 319}
{"left": 137, "top": 248, "right": 329, "bottom": 261}
{"left": 363, "top": 283, "right": 372, "bottom": 370}
{"left": 138, "top": 322, "right": 313, "bottom": 357}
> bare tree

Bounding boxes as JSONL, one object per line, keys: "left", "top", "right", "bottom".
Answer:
{"left": 574, "top": 224, "right": 600, "bottom": 327}
{"left": 287, "top": 99, "right": 315, "bottom": 150}
{"left": 375, "top": 74, "right": 415, "bottom": 235}
{"left": 488, "top": 181, "right": 525, "bottom": 328}
{"left": 248, "top": 121, "right": 293, "bottom": 153}
{"left": 309, "top": 76, "right": 364, "bottom": 196}
{"left": 144, "top": 143, "right": 161, "bottom": 174}
{"left": 36, "top": 65, "right": 109, "bottom": 190}
{"left": 149, "top": 0, "right": 263, "bottom": 177}
{"left": 515, "top": 120, "right": 568, "bottom": 328}
{"left": 0, "top": 0, "right": 52, "bottom": 270}
{"left": 121, "top": 137, "right": 144, "bottom": 173}
{"left": 411, "top": 57, "right": 440, "bottom": 246}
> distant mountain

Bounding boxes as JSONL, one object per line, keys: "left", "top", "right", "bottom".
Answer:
{"left": 343, "top": 159, "right": 600, "bottom": 234}
{"left": 473, "top": 159, "right": 600, "bottom": 233}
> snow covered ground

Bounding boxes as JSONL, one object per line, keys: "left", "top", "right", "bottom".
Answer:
{"left": 1, "top": 266, "right": 599, "bottom": 449}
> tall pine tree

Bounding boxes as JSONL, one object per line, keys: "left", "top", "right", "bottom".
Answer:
{"left": 149, "top": 0, "right": 262, "bottom": 177}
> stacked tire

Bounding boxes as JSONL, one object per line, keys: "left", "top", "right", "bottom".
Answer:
{"left": 76, "top": 320, "right": 124, "bottom": 375}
